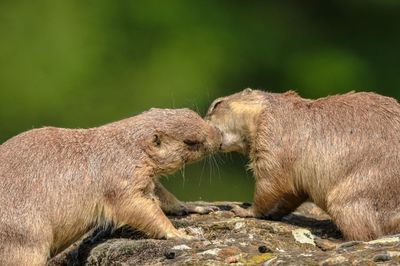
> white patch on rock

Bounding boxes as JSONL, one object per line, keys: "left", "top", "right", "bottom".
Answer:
{"left": 212, "top": 239, "right": 222, "bottom": 245}
{"left": 224, "top": 238, "right": 236, "bottom": 244}
{"left": 320, "top": 255, "right": 347, "bottom": 265}
{"left": 202, "top": 240, "right": 212, "bottom": 245}
{"left": 263, "top": 257, "right": 277, "bottom": 266}
{"left": 198, "top": 248, "right": 221, "bottom": 256}
{"left": 172, "top": 244, "right": 191, "bottom": 250}
{"left": 292, "top": 229, "right": 315, "bottom": 246}
{"left": 388, "top": 251, "right": 400, "bottom": 258}
{"left": 234, "top": 222, "right": 245, "bottom": 230}
{"left": 368, "top": 236, "right": 400, "bottom": 245}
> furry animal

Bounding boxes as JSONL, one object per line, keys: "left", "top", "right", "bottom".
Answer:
{"left": 0, "top": 108, "right": 221, "bottom": 265}
{"left": 206, "top": 88, "right": 400, "bottom": 241}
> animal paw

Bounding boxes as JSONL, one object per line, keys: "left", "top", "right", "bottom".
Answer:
{"left": 231, "top": 205, "right": 255, "bottom": 218}
{"left": 165, "top": 229, "right": 194, "bottom": 241}
{"left": 185, "top": 204, "right": 219, "bottom": 214}
{"left": 165, "top": 203, "right": 218, "bottom": 216}
{"left": 163, "top": 204, "right": 189, "bottom": 216}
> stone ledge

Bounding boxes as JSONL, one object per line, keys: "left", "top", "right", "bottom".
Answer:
{"left": 48, "top": 202, "right": 400, "bottom": 265}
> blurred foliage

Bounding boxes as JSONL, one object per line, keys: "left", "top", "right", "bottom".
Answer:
{"left": 0, "top": 1, "right": 399, "bottom": 201}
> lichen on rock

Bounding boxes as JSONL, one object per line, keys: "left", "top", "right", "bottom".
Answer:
{"left": 48, "top": 202, "right": 400, "bottom": 265}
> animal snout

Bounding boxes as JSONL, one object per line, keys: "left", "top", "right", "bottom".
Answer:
{"left": 205, "top": 126, "right": 223, "bottom": 152}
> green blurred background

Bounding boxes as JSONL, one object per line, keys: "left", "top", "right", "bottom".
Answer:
{"left": 1, "top": 1, "right": 399, "bottom": 202}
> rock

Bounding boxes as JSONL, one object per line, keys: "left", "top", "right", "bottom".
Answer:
{"left": 263, "top": 257, "right": 277, "bottom": 265}
{"left": 218, "top": 247, "right": 241, "bottom": 257}
{"left": 164, "top": 250, "right": 176, "bottom": 259}
{"left": 337, "top": 241, "right": 363, "bottom": 249}
{"left": 225, "top": 255, "right": 240, "bottom": 264}
{"left": 223, "top": 238, "right": 236, "bottom": 244}
{"left": 234, "top": 222, "right": 245, "bottom": 230}
{"left": 198, "top": 248, "right": 221, "bottom": 256}
{"left": 258, "top": 245, "right": 272, "bottom": 253}
{"left": 240, "top": 253, "right": 275, "bottom": 265}
{"left": 367, "top": 235, "right": 400, "bottom": 245}
{"left": 320, "top": 255, "right": 348, "bottom": 265}
{"left": 388, "top": 251, "right": 400, "bottom": 258}
{"left": 171, "top": 244, "right": 191, "bottom": 250}
{"left": 47, "top": 201, "right": 400, "bottom": 265}
{"left": 373, "top": 253, "right": 391, "bottom": 262}
{"left": 314, "top": 238, "right": 337, "bottom": 251}
{"left": 185, "top": 226, "right": 204, "bottom": 238}
{"left": 292, "top": 228, "right": 316, "bottom": 246}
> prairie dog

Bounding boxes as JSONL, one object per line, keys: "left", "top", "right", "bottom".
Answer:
{"left": 0, "top": 108, "right": 221, "bottom": 265}
{"left": 206, "top": 88, "right": 400, "bottom": 241}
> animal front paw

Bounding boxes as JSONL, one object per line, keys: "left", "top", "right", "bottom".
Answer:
{"left": 231, "top": 204, "right": 255, "bottom": 218}
{"left": 184, "top": 203, "right": 219, "bottom": 214}
{"left": 165, "top": 203, "right": 219, "bottom": 216}
{"left": 163, "top": 203, "right": 189, "bottom": 216}
{"left": 165, "top": 229, "right": 195, "bottom": 241}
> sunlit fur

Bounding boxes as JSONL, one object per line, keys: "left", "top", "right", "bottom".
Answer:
{"left": 206, "top": 88, "right": 400, "bottom": 241}
{"left": 0, "top": 108, "right": 221, "bottom": 265}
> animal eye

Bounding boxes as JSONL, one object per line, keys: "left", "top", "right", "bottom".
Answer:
{"left": 184, "top": 139, "right": 202, "bottom": 151}
{"left": 184, "top": 139, "right": 200, "bottom": 146}
{"left": 153, "top": 134, "right": 161, "bottom": 146}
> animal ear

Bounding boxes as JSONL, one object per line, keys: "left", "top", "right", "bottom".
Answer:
{"left": 152, "top": 134, "right": 162, "bottom": 147}
{"left": 211, "top": 99, "right": 223, "bottom": 111}
{"left": 243, "top": 88, "right": 253, "bottom": 94}
{"left": 205, "top": 99, "right": 224, "bottom": 119}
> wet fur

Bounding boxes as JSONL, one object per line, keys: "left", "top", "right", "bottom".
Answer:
{"left": 206, "top": 89, "right": 400, "bottom": 241}
{"left": 0, "top": 108, "right": 220, "bottom": 265}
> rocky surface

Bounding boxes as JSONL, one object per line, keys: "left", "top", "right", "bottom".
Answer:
{"left": 48, "top": 202, "right": 400, "bottom": 266}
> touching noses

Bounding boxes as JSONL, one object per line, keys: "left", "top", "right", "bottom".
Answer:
{"left": 206, "top": 125, "right": 223, "bottom": 152}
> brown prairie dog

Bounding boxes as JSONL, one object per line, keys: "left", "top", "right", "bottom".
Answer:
{"left": 0, "top": 108, "right": 221, "bottom": 265}
{"left": 206, "top": 88, "right": 400, "bottom": 241}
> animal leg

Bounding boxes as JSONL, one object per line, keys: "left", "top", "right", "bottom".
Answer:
{"left": 233, "top": 178, "right": 305, "bottom": 219}
{"left": 328, "top": 200, "right": 382, "bottom": 241}
{"left": 113, "top": 193, "right": 191, "bottom": 240}
{"left": 261, "top": 193, "right": 307, "bottom": 220}
{"left": 155, "top": 181, "right": 217, "bottom": 215}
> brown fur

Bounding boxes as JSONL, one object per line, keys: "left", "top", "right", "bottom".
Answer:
{"left": 206, "top": 88, "right": 400, "bottom": 241}
{"left": 0, "top": 108, "right": 221, "bottom": 265}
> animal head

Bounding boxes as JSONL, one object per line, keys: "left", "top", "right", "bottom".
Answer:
{"left": 205, "top": 88, "right": 265, "bottom": 154}
{"left": 141, "top": 108, "right": 222, "bottom": 175}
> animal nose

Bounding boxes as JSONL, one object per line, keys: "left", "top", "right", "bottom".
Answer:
{"left": 206, "top": 126, "right": 222, "bottom": 152}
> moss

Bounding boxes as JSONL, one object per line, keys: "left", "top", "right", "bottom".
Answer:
{"left": 240, "top": 254, "right": 274, "bottom": 265}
